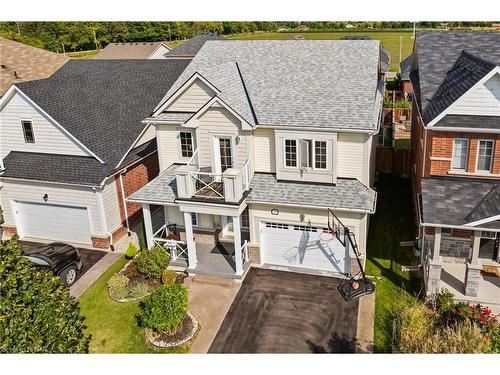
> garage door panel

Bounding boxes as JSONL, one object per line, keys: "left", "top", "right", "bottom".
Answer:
{"left": 262, "top": 221, "right": 347, "bottom": 274}
{"left": 16, "top": 201, "right": 92, "bottom": 244}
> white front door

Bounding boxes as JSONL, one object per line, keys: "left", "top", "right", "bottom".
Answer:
{"left": 213, "top": 136, "right": 234, "bottom": 175}
{"left": 15, "top": 201, "right": 92, "bottom": 244}
{"left": 261, "top": 221, "right": 347, "bottom": 274}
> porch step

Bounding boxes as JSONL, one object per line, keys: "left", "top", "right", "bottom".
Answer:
{"left": 192, "top": 274, "right": 236, "bottom": 287}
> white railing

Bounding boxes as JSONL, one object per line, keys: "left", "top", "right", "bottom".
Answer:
{"left": 153, "top": 224, "right": 188, "bottom": 261}
{"left": 187, "top": 148, "right": 199, "bottom": 168}
{"left": 190, "top": 171, "right": 225, "bottom": 199}
{"left": 241, "top": 158, "right": 251, "bottom": 192}
{"left": 241, "top": 240, "right": 249, "bottom": 263}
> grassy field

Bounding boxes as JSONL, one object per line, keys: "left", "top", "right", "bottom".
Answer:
{"left": 365, "top": 174, "right": 422, "bottom": 352}
{"left": 230, "top": 31, "right": 414, "bottom": 71}
{"left": 66, "top": 50, "right": 99, "bottom": 59}
{"left": 77, "top": 256, "right": 190, "bottom": 353}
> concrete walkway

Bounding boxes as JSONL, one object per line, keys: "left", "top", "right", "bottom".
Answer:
{"left": 186, "top": 275, "right": 241, "bottom": 353}
{"left": 70, "top": 252, "right": 122, "bottom": 298}
{"left": 356, "top": 290, "right": 375, "bottom": 353}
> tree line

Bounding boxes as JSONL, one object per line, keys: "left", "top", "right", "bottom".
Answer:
{"left": 0, "top": 21, "right": 495, "bottom": 53}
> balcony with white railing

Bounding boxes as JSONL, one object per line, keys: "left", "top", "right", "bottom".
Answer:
{"left": 175, "top": 149, "right": 252, "bottom": 204}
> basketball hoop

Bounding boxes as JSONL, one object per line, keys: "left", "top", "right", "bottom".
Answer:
{"left": 320, "top": 229, "right": 336, "bottom": 244}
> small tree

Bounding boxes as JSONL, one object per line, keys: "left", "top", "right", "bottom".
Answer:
{"left": 0, "top": 237, "right": 90, "bottom": 353}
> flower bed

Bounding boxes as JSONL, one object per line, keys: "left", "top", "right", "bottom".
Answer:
{"left": 145, "top": 312, "right": 199, "bottom": 348}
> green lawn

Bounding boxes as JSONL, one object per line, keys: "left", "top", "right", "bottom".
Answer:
{"left": 77, "top": 256, "right": 190, "bottom": 353}
{"left": 365, "top": 174, "right": 422, "bottom": 352}
{"left": 229, "top": 30, "right": 414, "bottom": 70}
{"left": 66, "top": 50, "right": 99, "bottom": 59}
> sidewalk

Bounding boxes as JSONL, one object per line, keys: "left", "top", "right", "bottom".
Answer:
{"left": 70, "top": 252, "right": 122, "bottom": 298}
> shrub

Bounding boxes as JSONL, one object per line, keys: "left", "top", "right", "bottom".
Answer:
{"left": 125, "top": 243, "right": 139, "bottom": 259}
{"left": 122, "top": 260, "right": 142, "bottom": 281}
{"left": 0, "top": 237, "right": 90, "bottom": 353}
{"left": 108, "top": 274, "right": 129, "bottom": 300}
{"left": 136, "top": 246, "right": 170, "bottom": 280}
{"left": 138, "top": 284, "right": 188, "bottom": 334}
{"left": 161, "top": 269, "right": 177, "bottom": 286}
{"left": 128, "top": 282, "right": 150, "bottom": 299}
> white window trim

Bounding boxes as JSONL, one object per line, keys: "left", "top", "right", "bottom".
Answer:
{"left": 312, "top": 140, "right": 328, "bottom": 170}
{"left": 283, "top": 138, "right": 298, "bottom": 169}
{"left": 475, "top": 139, "right": 495, "bottom": 173}
{"left": 211, "top": 133, "right": 236, "bottom": 174}
{"left": 178, "top": 130, "right": 195, "bottom": 160}
{"left": 451, "top": 138, "right": 468, "bottom": 171}
{"left": 191, "top": 213, "right": 199, "bottom": 227}
{"left": 21, "top": 119, "right": 36, "bottom": 144}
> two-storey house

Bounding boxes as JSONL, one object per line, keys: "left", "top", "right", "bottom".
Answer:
{"left": 128, "top": 40, "right": 383, "bottom": 279}
{"left": 0, "top": 59, "right": 188, "bottom": 248}
{"left": 410, "top": 31, "right": 500, "bottom": 307}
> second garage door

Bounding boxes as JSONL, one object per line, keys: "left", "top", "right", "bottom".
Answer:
{"left": 16, "top": 201, "right": 92, "bottom": 245}
{"left": 261, "top": 222, "right": 348, "bottom": 274}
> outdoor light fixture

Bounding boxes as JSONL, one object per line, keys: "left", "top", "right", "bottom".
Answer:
{"left": 43, "top": 194, "right": 48, "bottom": 202}
{"left": 299, "top": 213, "right": 305, "bottom": 222}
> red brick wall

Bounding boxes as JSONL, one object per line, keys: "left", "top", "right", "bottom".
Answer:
{"left": 403, "top": 81, "right": 413, "bottom": 95}
{"left": 411, "top": 99, "right": 425, "bottom": 194}
{"left": 428, "top": 131, "right": 500, "bottom": 178}
{"left": 452, "top": 229, "right": 473, "bottom": 239}
{"left": 115, "top": 151, "right": 160, "bottom": 228}
{"left": 1, "top": 226, "right": 17, "bottom": 237}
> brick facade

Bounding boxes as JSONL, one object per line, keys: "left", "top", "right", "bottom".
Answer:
{"left": 115, "top": 151, "right": 160, "bottom": 229}
{"left": 1, "top": 225, "right": 17, "bottom": 237}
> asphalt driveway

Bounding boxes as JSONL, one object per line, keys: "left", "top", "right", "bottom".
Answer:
{"left": 21, "top": 241, "right": 106, "bottom": 282}
{"left": 209, "top": 268, "right": 360, "bottom": 353}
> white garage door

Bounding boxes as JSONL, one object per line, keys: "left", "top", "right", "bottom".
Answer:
{"left": 16, "top": 201, "right": 92, "bottom": 244}
{"left": 261, "top": 222, "right": 348, "bottom": 274}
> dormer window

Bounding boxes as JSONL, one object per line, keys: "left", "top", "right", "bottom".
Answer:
{"left": 180, "top": 131, "right": 193, "bottom": 157}
{"left": 284, "top": 139, "right": 297, "bottom": 167}
{"left": 21, "top": 120, "right": 35, "bottom": 143}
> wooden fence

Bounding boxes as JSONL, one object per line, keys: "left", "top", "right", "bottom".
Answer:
{"left": 376, "top": 148, "right": 411, "bottom": 176}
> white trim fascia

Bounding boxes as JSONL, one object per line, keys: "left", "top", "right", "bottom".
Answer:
{"left": 422, "top": 221, "right": 500, "bottom": 233}
{"left": 185, "top": 96, "right": 253, "bottom": 130}
{"left": 125, "top": 197, "right": 178, "bottom": 206}
{"left": 0, "top": 175, "right": 99, "bottom": 188}
{"left": 247, "top": 199, "right": 375, "bottom": 214}
{"left": 255, "top": 124, "right": 377, "bottom": 134}
{"left": 146, "top": 42, "right": 172, "bottom": 59}
{"left": 152, "top": 72, "right": 221, "bottom": 115}
{"left": 141, "top": 119, "right": 188, "bottom": 125}
{"left": 0, "top": 85, "right": 105, "bottom": 164}
{"left": 432, "top": 126, "right": 500, "bottom": 134}
{"left": 464, "top": 214, "right": 500, "bottom": 228}
{"left": 427, "top": 67, "right": 500, "bottom": 128}
{"left": 115, "top": 123, "right": 152, "bottom": 169}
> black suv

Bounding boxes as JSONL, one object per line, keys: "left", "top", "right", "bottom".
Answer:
{"left": 24, "top": 242, "right": 83, "bottom": 287}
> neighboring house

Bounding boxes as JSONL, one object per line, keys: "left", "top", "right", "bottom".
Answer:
{"left": 341, "top": 36, "right": 390, "bottom": 79}
{"left": 128, "top": 40, "right": 383, "bottom": 279}
{"left": 410, "top": 31, "right": 500, "bottom": 306}
{"left": 399, "top": 54, "right": 413, "bottom": 98}
{"left": 0, "top": 37, "right": 68, "bottom": 96}
{"left": 164, "top": 32, "right": 225, "bottom": 60}
{"left": 296, "top": 25, "right": 310, "bottom": 31}
{"left": 93, "top": 41, "right": 172, "bottom": 59}
{"left": 0, "top": 59, "right": 189, "bottom": 248}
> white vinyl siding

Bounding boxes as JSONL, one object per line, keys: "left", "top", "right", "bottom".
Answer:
{"left": 102, "top": 178, "right": 122, "bottom": 232}
{"left": 337, "top": 133, "right": 365, "bottom": 183}
{"left": 0, "top": 179, "right": 106, "bottom": 236}
{"left": 167, "top": 79, "right": 215, "bottom": 112}
{"left": 253, "top": 128, "right": 275, "bottom": 173}
{"left": 156, "top": 125, "right": 183, "bottom": 171}
{"left": 452, "top": 138, "right": 468, "bottom": 170}
{"left": 449, "top": 74, "right": 500, "bottom": 117}
{"left": 0, "top": 92, "right": 90, "bottom": 160}
{"left": 148, "top": 45, "right": 170, "bottom": 59}
{"left": 134, "top": 124, "right": 156, "bottom": 148}
{"left": 196, "top": 107, "right": 250, "bottom": 170}
{"left": 165, "top": 206, "right": 213, "bottom": 230}
{"left": 477, "top": 140, "right": 494, "bottom": 172}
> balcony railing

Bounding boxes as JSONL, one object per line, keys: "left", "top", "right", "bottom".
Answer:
{"left": 153, "top": 224, "right": 188, "bottom": 261}
{"left": 176, "top": 149, "right": 252, "bottom": 203}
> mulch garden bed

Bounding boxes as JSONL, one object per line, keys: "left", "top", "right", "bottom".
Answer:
{"left": 145, "top": 312, "right": 199, "bottom": 348}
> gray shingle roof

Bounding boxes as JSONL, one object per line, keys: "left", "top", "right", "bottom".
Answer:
{"left": 247, "top": 173, "right": 377, "bottom": 212}
{"left": 421, "top": 177, "right": 500, "bottom": 229}
{"left": 400, "top": 54, "right": 412, "bottom": 80}
{"left": 165, "top": 32, "right": 225, "bottom": 59}
{"left": 128, "top": 165, "right": 179, "bottom": 204}
{"left": 158, "top": 40, "right": 382, "bottom": 131}
{"left": 412, "top": 31, "right": 500, "bottom": 123}
{"left": 12, "top": 59, "right": 189, "bottom": 184}
{"left": 434, "top": 114, "right": 500, "bottom": 129}
{"left": 144, "top": 111, "right": 195, "bottom": 123}
{"left": 94, "top": 41, "right": 171, "bottom": 59}
{"left": 422, "top": 51, "right": 496, "bottom": 124}
{"left": 340, "top": 35, "right": 390, "bottom": 72}
{"left": 1, "top": 151, "right": 109, "bottom": 186}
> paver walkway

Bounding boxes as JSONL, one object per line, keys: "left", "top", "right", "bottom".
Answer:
{"left": 71, "top": 252, "right": 122, "bottom": 298}
{"left": 186, "top": 275, "right": 241, "bottom": 353}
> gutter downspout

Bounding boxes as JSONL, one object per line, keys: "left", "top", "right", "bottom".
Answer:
{"left": 94, "top": 181, "right": 114, "bottom": 252}
{"left": 118, "top": 169, "right": 131, "bottom": 235}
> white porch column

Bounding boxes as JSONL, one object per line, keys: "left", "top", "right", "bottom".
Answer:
{"left": 142, "top": 203, "right": 154, "bottom": 249}
{"left": 471, "top": 230, "right": 481, "bottom": 264}
{"left": 433, "top": 227, "right": 442, "bottom": 259}
{"left": 183, "top": 212, "right": 197, "bottom": 268}
{"left": 233, "top": 215, "right": 243, "bottom": 276}
{"left": 163, "top": 206, "right": 169, "bottom": 227}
